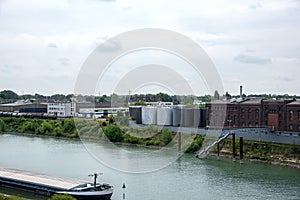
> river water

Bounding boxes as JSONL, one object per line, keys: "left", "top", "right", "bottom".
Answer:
{"left": 0, "top": 133, "right": 299, "bottom": 200}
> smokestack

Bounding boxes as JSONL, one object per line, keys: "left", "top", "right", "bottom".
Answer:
{"left": 240, "top": 85, "right": 243, "bottom": 99}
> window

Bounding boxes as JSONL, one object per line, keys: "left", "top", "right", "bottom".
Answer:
{"left": 248, "top": 108, "right": 252, "bottom": 113}
{"left": 242, "top": 122, "right": 245, "bottom": 127}
{"left": 289, "top": 124, "right": 293, "bottom": 130}
{"left": 255, "top": 113, "right": 259, "bottom": 120}
{"left": 289, "top": 110, "right": 293, "bottom": 121}
{"left": 298, "top": 111, "right": 300, "bottom": 121}
{"left": 248, "top": 122, "right": 252, "bottom": 127}
{"left": 255, "top": 122, "right": 259, "bottom": 127}
{"left": 298, "top": 125, "right": 300, "bottom": 131}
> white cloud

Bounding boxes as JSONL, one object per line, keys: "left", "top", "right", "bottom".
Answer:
{"left": 0, "top": 0, "right": 299, "bottom": 95}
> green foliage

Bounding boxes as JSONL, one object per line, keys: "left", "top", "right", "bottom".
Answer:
{"left": 54, "top": 125, "right": 63, "bottom": 137}
{"left": 39, "top": 121, "right": 53, "bottom": 134}
{"left": 134, "top": 101, "right": 147, "bottom": 106}
{"left": 103, "top": 125, "right": 124, "bottom": 142}
{"left": 162, "top": 129, "right": 173, "bottom": 145}
{"left": 108, "top": 115, "right": 115, "bottom": 124}
{"left": 124, "top": 134, "right": 141, "bottom": 144}
{"left": 0, "top": 119, "right": 6, "bottom": 132}
{"left": 49, "top": 194, "right": 76, "bottom": 200}
{"left": 185, "top": 135, "right": 204, "bottom": 153}
{"left": 63, "top": 119, "right": 76, "bottom": 133}
{"left": 0, "top": 194, "right": 25, "bottom": 200}
{"left": 0, "top": 90, "right": 18, "bottom": 100}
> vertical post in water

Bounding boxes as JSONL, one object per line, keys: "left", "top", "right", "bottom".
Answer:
{"left": 240, "top": 137, "right": 243, "bottom": 163}
{"left": 232, "top": 133, "right": 236, "bottom": 161}
{"left": 122, "top": 183, "right": 126, "bottom": 199}
{"left": 217, "top": 142, "right": 220, "bottom": 160}
{"left": 178, "top": 132, "right": 182, "bottom": 155}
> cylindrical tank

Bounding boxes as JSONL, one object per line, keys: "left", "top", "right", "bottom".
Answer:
{"left": 200, "top": 108, "right": 207, "bottom": 127}
{"left": 129, "top": 106, "right": 142, "bottom": 124}
{"left": 142, "top": 106, "right": 157, "bottom": 125}
{"left": 172, "top": 107, "right": 182, "bottom": 127}
{"left": 157, "top": 107, "right": 173, "bottom": 126}
{"left": 193, "top": 108, "right": 201, "bottom": 128}
{"left": 182, "top": 108, "right": 194, "bottom": 127}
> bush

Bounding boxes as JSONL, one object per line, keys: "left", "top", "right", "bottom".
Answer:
{"left": 0, "top": 194, "right": 25, "bottom": 200}
{"left": 0, "top": 119, "right": 6, "bottom": 132}
{"left": 39, "top": 121, "right": 53, "bottom": 134}
{"left": 185, "top": 135, "right": 204, "bottom": 153}
{"left": 124, "top": 134, "right": 141, "bottom": 144}
{"left": 103, "top": 125, "right": 124, "bottom": 142}
{"left": 63, "top": 119, "right": 76, "bottom": 133}
{"left": 49, "top": 194, "right": 76, "bottom": 200}
{"left": 162, "top": 129, "right": 173, "bottom": 145}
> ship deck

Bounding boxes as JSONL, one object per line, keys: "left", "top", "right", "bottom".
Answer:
{"left": 0, "top": 168, "right": 87, "bottom": 190}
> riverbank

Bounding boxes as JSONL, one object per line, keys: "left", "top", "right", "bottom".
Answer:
{"left": 207, "top": 139, "right": 300, "bottom": 169}
{"left": 0, "top": 116, "right": 299, "bottom": 168}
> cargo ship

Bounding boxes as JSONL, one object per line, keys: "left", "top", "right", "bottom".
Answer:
{"left": 0, "top": 168, "right": 113, "bottom": 200}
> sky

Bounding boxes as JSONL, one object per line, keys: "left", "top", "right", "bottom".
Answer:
{"left": 0, "top": 0, "right": 299, "bottom": 96}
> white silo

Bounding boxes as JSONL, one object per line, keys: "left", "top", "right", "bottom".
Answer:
{"left": 157, "top": 107, "right": 173, "bottom": 126}
{"left": 142, "top": 106, "right": 157, "bottom": 125}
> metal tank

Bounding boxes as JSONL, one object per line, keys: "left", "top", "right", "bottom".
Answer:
{"left": 172, "top": 106, "right": 182, "bottom": 127}
{"left": 129, "top": 106, "right": 142, "bottom": 124}
{"left": 142, "top": 106, "right": 157, "bottom": 125}
{"left": 182, "top": 107, "right": 194, "bottom": 127}
{"left": 157, "top": 107, "right": 173, "bottom": 126}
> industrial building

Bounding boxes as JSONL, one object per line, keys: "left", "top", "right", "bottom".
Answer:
{"left": 0, "top": 100, "right": 47, "bottom": 113}
{"left": 47, "top": 102, "right": 75, "bottom": 117}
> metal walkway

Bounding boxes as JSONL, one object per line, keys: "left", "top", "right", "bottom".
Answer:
{"left": 196, "top": 131, "right": 231, "bottom": 157}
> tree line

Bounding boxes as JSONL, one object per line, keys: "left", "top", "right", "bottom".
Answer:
{"left": 1, "top": 90, "right": 299, "bottom": 104}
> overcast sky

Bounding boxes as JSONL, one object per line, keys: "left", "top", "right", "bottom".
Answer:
{"left": 0, "top": 0, "right": 299, "bottom": 96}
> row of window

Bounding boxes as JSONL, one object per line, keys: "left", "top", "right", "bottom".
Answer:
{"left": 48, "top": 107, "right": 65, "bottom": 111}
{"left": 289, "top": 124, "right": 300, "bottom": 131}
{"left": 288, "top": 110, "right": 300, "bottom": 121}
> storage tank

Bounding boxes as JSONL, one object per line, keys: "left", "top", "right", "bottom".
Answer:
{"left": 193, "top": 108, "right": 201, "bottom": 128}
{"left": 157, "top": 107, "right": 173, "bottom": 126}
{"left": 172, "top": 107, "right": 182, "bottom": 126}
{"left": 129, "top": 106, "right": 142, "bottom": 124}
{"left": 142, "top": 106, "right": 157, "bottom": 125}
{"left": 200, "top": 108, "right": 207, "bottom": 127}
{"left": 182, "top": 107, "right": 194, "bottom": 127}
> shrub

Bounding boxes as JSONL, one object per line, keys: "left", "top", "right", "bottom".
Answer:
{"left": 162, "top": 129, "right": 173, "bottom": 145}
{"left": 63, "top": 119, "right": 76, "bottom": 133}
{"left": 103, "top": 125, "right": 124, "bottom": 142}
{"left": 49, "top": 194, "right": 76, "bottom": 200}
{"left": 0, "top": 119, "right": 6, "bottom": 132}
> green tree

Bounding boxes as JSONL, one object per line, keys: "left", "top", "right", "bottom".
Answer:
{"left": 0, "top": 90, "right": 18, "bottom": 100}
{"left": 104, "top": 125, "right": 124, "bottom": 142}
{"left": 134, "top": 101, "right": 147, "bottom": 106}
{"left": 39, "top": 121, "right": 53, "bottom": 134}
{"left": 63, "top": 119, "right": 76, "bottom": 133}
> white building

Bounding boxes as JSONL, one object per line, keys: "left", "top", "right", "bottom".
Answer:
{"left": 47, "top": 102, "right": 75, "bottom": 117}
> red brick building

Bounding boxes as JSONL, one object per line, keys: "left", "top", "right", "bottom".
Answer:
{"left": 206, "top": 98, "right": 300, "bottom": 132}
{"left": 286, "top": 100, "right": 300, "bottom": 132}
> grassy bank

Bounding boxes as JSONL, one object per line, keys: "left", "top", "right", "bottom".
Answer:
{"left": 0, "top": 116, "right": 299, "bottom": 167}
{"left": 0, "top": 116, "right": 204, "bottom": 151}
{"left": 0, "top": 194, "right": 24, "bottom": 200}
{"left": 210, "top": 138, "right": 300, "bottom": 167}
